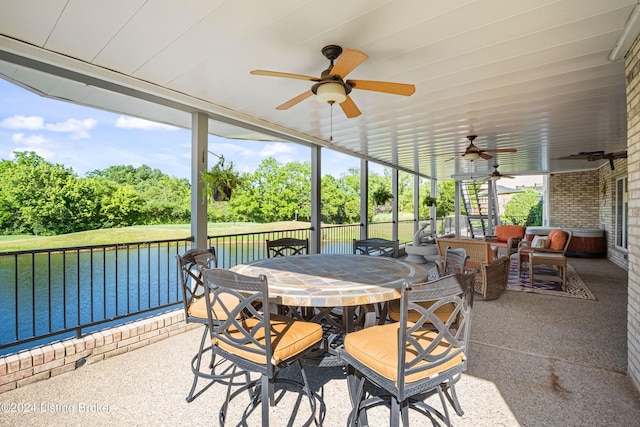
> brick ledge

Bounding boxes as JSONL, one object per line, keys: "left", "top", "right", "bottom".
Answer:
{"left": 0, "top": 309, "right": 197, "bottom": 394}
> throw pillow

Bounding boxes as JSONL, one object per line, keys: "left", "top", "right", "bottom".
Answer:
{"left": 531, "top": 235, "right": 551, "bottom": 249}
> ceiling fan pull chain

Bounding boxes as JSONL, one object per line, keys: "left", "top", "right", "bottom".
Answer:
{"left": 330, "top": 102, "right": 334, "bottom": 142}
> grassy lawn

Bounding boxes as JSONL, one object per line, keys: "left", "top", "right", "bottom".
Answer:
{"left": 0, "top": 221, "right": 312, "bottom": 252}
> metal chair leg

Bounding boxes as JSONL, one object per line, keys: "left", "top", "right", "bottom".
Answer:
{"left": 186, "top": 324, "right": 210, "bottom": 402}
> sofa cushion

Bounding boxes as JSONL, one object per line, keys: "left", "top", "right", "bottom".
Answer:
{"left": 495, "top": 225, "right": 526, "bottom": 242}
{"left": 548, "top": 229, "right": 568, "bottom": 251}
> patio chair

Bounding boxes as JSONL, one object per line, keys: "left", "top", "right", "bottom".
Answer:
{"left": 387, "top": 247, "right": 468, "bottom": 324}
{"left": 339, "top": 273, "right": 474, "bottom": 427}
{"left": 436, "top": 247, "right": 468, "bottom": 276}
{"left": 202, "top": 268, "right": 323, "bottom": 427}
{"left": 484, "top": 224, "right": 526, "bottom": 256}
{"left": 353, "top": 238, "right": 399, "bottom": 258}
{"left": 352, "top": 237, "right": 401, "bottom": 325}
{"left": 266, "top": 237, "right": 309, "bottom": 257}
{"left": 517, "top": 229, "right": 573, "bottom": 277}
{"left": 177, "top": 247, "right": 241, "bottom": 402}
{"left": 436, "top": 238, "right": 511, "bottom": 301}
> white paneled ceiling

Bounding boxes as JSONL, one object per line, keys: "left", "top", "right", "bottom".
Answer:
{"left": 0, "top": 0, "right": 635, "bottom": 180}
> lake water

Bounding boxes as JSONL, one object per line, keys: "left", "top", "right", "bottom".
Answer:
{"left": 0, "top": 241, "right": 354, "bottom": 353}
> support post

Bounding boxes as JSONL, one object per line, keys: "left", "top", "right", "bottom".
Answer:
{"left": 487, "top": 180, "right": 495, "bottom": 236}
{"left": 430, "top": 178, "right": 437, "bottom": 233}
{"left": 310, "top": 145, "right": 321, "bottom": 254}
{"left": 191, "top": 112, "right": 208, "bottom": 249}
{"left": 455, "top": 180, "right": 461, "bottom": 237}
{"left": 360, "top": 159, "right": 369, "bottom": 240}
{"left": 414, "top": 175, "right": 420, "bottom": 235}
{"left": 392, "top": 168, "right": 399, "bottom": 243}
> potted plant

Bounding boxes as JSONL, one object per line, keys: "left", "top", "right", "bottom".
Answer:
{"left": 201, "top": 159, "right": 242, "bottom": 202}
{"left": 424, "top": 195, "right": 437, "bottom": 207}
{"left": 371, "top": 186, "right": 393, "bottom": 206}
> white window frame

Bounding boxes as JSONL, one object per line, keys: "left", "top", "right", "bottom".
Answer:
{"left": 615, "top": 176, "right": 628, "bottom": 251}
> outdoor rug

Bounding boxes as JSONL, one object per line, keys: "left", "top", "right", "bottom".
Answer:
{"left": 507, "top": 255, "right": 596, "bottom": 300}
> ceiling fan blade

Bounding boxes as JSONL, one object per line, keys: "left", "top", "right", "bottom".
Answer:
{"left": 250, "top": 70, "right": 320, "bottom": 81}
{"left": 330, "top": 48, "right": 368, "bottom": 78}
{"left": 556, "top": 154, "right": 590, "bottom": 160}
{"left": 480, "top": 148, "right": 518, "bottom": 153}
{"left": 339, "top": 96, "right": 362, "bottom": 118}
{"left": 276, "top": 90, "right": 313, "bottom": 110}
{"left": 480, "top": 153, "right": 494, "bottom": 160}
{"left": 348, "top": 79, "right": 416, "bottom": 96}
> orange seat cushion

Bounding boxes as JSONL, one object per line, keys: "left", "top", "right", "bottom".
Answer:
{"left": 344, "top": 323, "right": 464, "bottom": 383}
{"left": 214, "top": 314, "right": 322, "bottom": 365}
{"left": 494, "top": 225, "right": 526, "bottom": 242}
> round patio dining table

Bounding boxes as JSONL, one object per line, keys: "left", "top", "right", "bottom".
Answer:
{"left": 231, "top": 253, "right": 430, "bottom": 308}
{"left": 232, "top": 254, "right": 431, "bottom": 367}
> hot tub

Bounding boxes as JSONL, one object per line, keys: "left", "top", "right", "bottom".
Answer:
{"left": 524, "top": 227, "right": 605, "bottom": 258}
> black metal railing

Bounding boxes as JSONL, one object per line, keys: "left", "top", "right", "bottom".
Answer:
{"left": 0, "top": 238, "right": 193, "bottom": 355}
{"left": 209, "top": 227, "right": 311, "bottom": 268}
{"left": 0, "top": 217, "right": 460, "bottom": 356}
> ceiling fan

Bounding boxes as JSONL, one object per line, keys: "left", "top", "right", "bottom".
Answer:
{"left": 556, "top": 150, "right": 627, "bottom": 170}
{"left": 449, "top": 135, "right": 518, "bottom": 161}
{"left": 250, "top": 45, "right": 416, "bottom": 118}
{"left": 485, "top": 164, "right": 515, "bottom": 181}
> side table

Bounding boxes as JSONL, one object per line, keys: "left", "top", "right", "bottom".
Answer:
{"left": 529, "top": 252, "right": 567, "bottom": 291}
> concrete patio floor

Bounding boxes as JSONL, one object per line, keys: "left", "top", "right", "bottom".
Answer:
{"left": 2, "top": 258, "right": 639, "bottom": 426}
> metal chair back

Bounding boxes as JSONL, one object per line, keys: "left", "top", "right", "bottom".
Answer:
{"left": 266, "top": 237, "right": 309, "bottom": 257}
{"left": 353, "top": 238, "right": 399, "bottom": 258}
{"left": 340, "top": 273, "right": 474, "bottom": 426}
{"left": 202, "top": 268, "right": 321, "bottom": 426}
{"left": 177, "top": 247, "right": 218, "bottom": 322}
{"left": 440, "top": 246, "right": 468, "bottom": 276}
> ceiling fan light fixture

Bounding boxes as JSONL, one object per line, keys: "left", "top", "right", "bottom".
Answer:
{"left": 315, "top": 82, "right": 347, "bottom": 104}
{"left": 462, "top": 152, "right": 480, "bottom": 161}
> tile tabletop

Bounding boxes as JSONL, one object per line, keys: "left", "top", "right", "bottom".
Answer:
{"left": 232, "top": 254, "right": 430, "bottom": 307}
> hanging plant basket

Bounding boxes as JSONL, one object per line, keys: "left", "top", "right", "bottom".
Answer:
{"left": 424, "top": 196, "right": 437, "bottom": 207}
{"left": 372, "top": 186, "right": 393, "bottom": 206}
{"left": 201, "top": 159, "right": 242, "bottom": 202}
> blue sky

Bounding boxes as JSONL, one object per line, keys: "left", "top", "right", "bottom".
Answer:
{"left": 0, "top": 78, "right": 373, "bottom": 181}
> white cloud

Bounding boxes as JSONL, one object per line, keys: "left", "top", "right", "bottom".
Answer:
{"left": 0, "top": 115, "right": 96, "bottom": 139}
{"left": 115, "top": 115, "right": 177, "bottom": 131}
{"left": 11, "top": 133, "right": 54, "bottom": 158}
{"left": 1, "top": 115, "right": 45, "bottom": 130}
{"left": 45, "top": 118, "right": 96, "bottom": 139}
{"left": 259, "top": 143, "right": 296, "bottom": 157}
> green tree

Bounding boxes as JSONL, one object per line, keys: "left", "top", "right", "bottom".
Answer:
{"left": 139, "top": 176, "right": 191, "bottom": 224}
{"left": 230, "top": 158, "right": 311, "bottom": 222}
{"left": 101, "top": 184, "right": 143, "bottom": 227}
{"left": 89, "top": 163, "right": 191, "bottom": 225}
{"left": 435, "top": 180, "right": 456, "bottom": 217}
{"left": 321, "top": 174, "right": 360, "bottom": 224}
{"left": 503, "top": 188, "right": 541, "bottom": 226}
{"left": 87, "top": 164, "right": 164, "bottom": 191}
{"left": 0, "top": 152, "right": 88, "bottom": 235}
